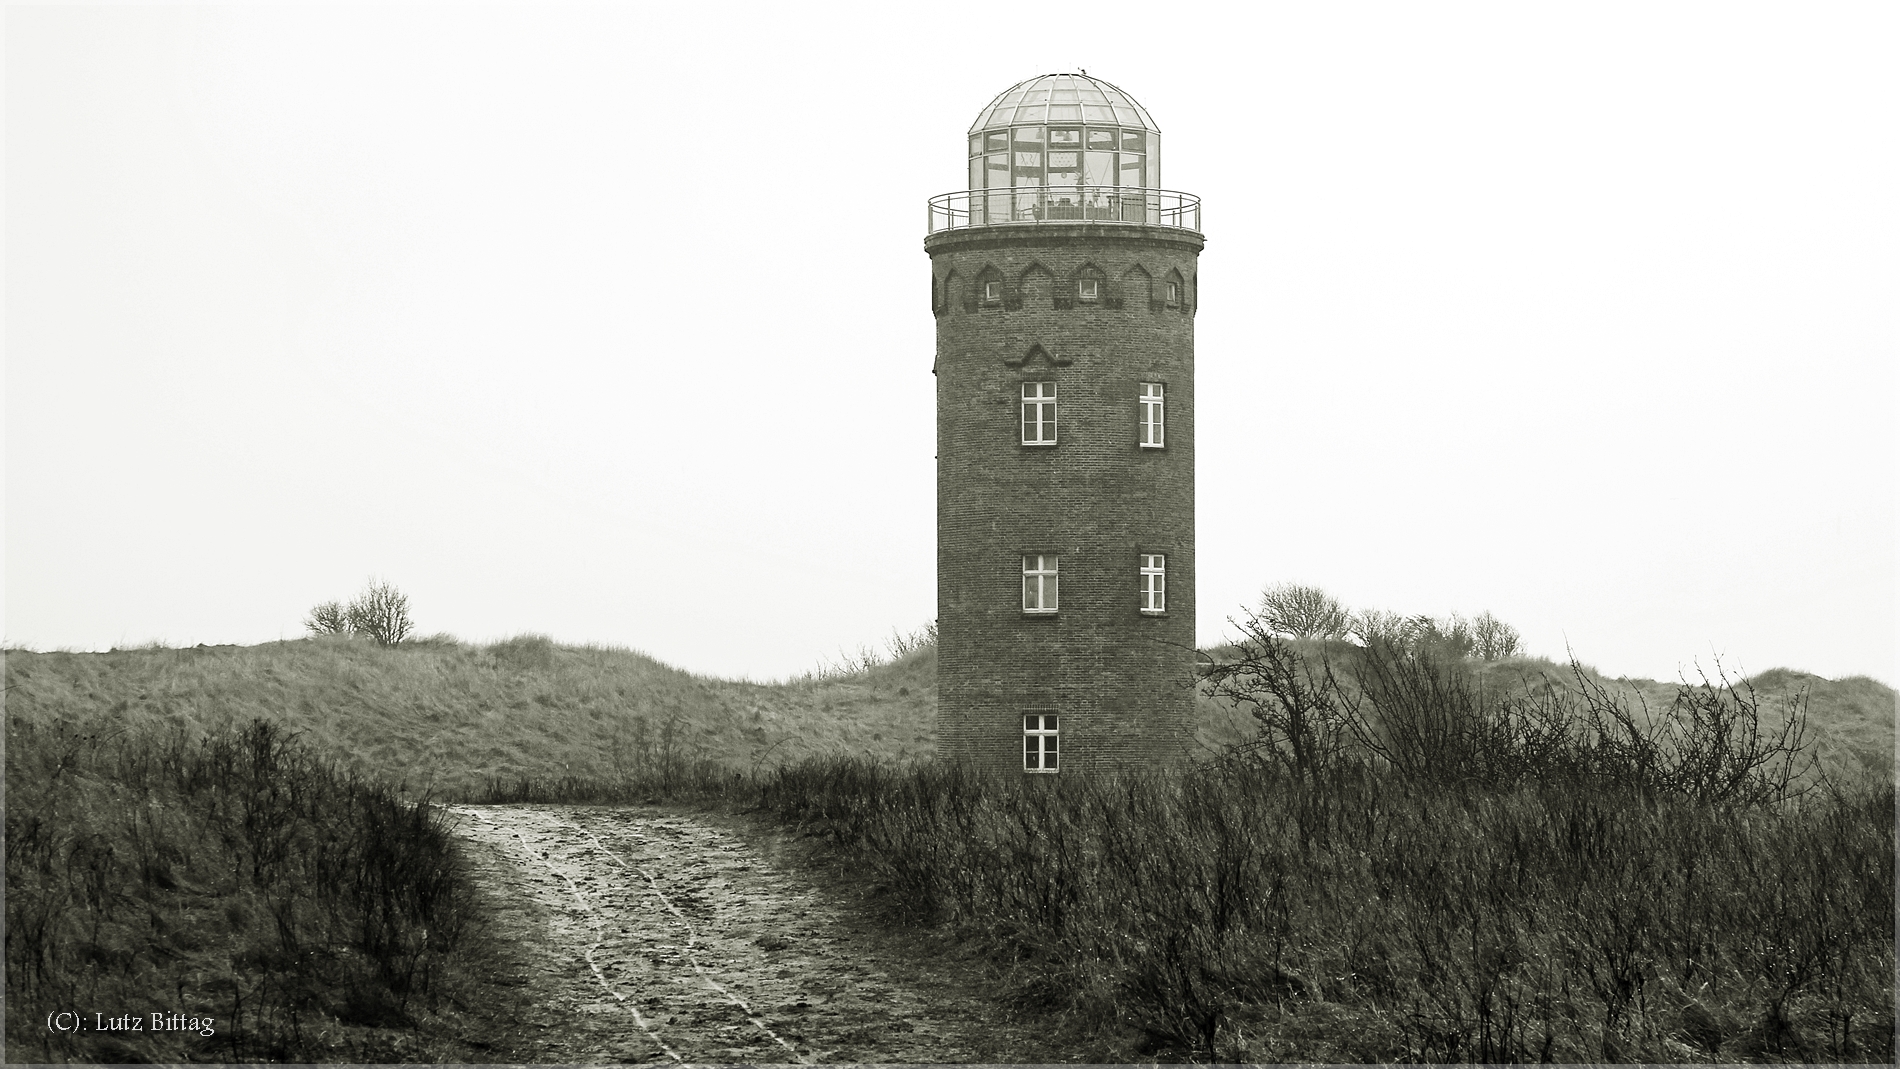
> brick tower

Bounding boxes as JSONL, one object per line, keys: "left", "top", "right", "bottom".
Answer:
{"left": 926, "top": 74, "right": 1203, "bottom": 774}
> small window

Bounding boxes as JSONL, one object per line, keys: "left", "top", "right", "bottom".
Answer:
{"left": 983, "top": 279, "right": 1002, "bottom": 303}
{"left": 1139, "top": 382, "right": 1164, "bottom": 448}
{"left": 1165, "top": 280, "right": 1180, "bottom": 306}
{"left": 1140, "top": 554, "right": 1166, "bottom": 614}
{"left": 1021, "top": 382, "right": 1057, "bottom": 445}
{"left": 1024, "top": 713, "right": 1060, "bottom": 772}
{"left": 1023, "top": 554, "right": 1059, "bottom": 613}
{"left": 1078, "top": 279, "right": 1100, "bottom": 302}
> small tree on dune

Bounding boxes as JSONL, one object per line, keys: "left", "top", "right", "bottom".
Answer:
{"left": 303, "top": 580, "right": 414, "bottom": 646}
{"left": 348, "top": 580, "right": 414, "bottom": 646}
{"left": 1469, "top": 610, "right": 1521, "bottom": 660}
{"left": 1257, "top": 583, "right": 1350, "bottom": 640}
{"left": 304, "top": 599, "right": 351, "bottom": 636}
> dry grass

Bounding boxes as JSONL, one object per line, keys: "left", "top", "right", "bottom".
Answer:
{"left": 9, "top": 637, "right": 1885, "bottom": 800}
{"left": 5, "top": 718, "right": 484, "bottom": 1061}
{"left": 747, "top": 758, "right": 1895, "bottom": 1062}
{"left": 6, "top": 633, "right": 1891, "bottom": 1063}
{"left": 4, "top": 634, "right": 938, "bottom": 800}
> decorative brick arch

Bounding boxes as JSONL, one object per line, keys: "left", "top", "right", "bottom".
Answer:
{"left": 1015, "top": 262, "right": 1055, "bottom": 311}
{"left": 935, "top": 268, "right": 961, "bottom": 317}
{"left": 1119, "top": 263, "right": 1153, "bottom": 311}
{"left": 1003, "top": 342, "right": 1073, "bottom": 369}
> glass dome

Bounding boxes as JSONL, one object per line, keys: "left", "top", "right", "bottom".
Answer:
{"left": 932, "top": 73, "right": 1196, "bottom": 232}
{"left": 969, "top": 73, "right": 1159, "bottom": 133}
{"left": 966, "top": 73, "right": 1160, "bottom": 198}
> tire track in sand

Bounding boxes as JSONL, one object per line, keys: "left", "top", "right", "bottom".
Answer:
{"left": 446, "top": 804, "right": 999, "bottom": 1063}
{"left": 453, "top": 806, "right": 688, "bottom": 1062}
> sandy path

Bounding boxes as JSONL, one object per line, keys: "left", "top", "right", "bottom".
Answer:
{"left": 444, "top": 804, "right": 1011, "bottom": 1063}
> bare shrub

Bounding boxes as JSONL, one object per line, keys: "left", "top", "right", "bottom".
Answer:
{"left": 304, "top": 599, "right": 351, "bottom": 637}
{"left": 1470, "top": 610, "right": 1521, "bottom": 660}
{"left": 1207, "top": 618, "right": 1813, "bottom": 804}
{"left": 1256, "top": 583, "right": 1349, "bottom": 639}
{"left": 303, "top": 581, "right": 414, "bottom": 646}
{"left": 347, "top": 581, "right": 413, "bottom": 646}
{"left": 1199, "top": 612, "right": 1350, "bottom": 780}
{"left": 1334, "top": 639, "right": 1577, "bottom": 787}
{"left": 1566, "top": 659, "right": 1819, "bottom": 805}
{"left": 1349, "top": 607, "right": 1521, "bottom": 661}
{"left": 1397, "top": 612, "right": 1476, "bottom": 660}
{"left": 1348, "top": 607, "right": 1405, "bottom": 646}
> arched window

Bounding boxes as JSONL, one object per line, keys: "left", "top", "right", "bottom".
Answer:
{"left": 974, "top": 266, "right": 1004, "bottom": 310}
{"left": 1072, "top": 262, "right": 1107, "bottom": 307}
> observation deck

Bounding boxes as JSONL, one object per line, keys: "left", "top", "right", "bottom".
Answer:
{"left": 927, "top": 186, "right": 1200, "bottom": 234}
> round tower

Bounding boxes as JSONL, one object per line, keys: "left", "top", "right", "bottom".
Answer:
{"left": 926, "top": 73, "right": 1203, "bottom": 775}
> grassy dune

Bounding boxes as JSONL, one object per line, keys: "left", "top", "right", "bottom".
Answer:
{"left": 5, "top": 634, "right": 937, "bottom": 798}
{"left": 6, "top": 635, "right": 1893, "bottom": 1062}
{"left": 9, "top": 637, "right": 1888, "bottom": 798}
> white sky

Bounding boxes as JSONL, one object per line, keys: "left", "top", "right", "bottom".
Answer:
{"left": 7, "top": 2, "right": 1895, "bottom": 684}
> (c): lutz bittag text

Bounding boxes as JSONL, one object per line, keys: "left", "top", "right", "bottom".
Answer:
{"left": 46, "top": 1011, "right": 217, "bottom": 1037}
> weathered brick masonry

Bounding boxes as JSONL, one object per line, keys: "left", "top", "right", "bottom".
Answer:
{"left": 927, "top": 222, "right": 1204, "bottom": 774}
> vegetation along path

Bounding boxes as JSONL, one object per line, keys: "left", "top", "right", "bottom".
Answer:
{"left": 446, "top": 803, "right": 1018, "bottom": 1063}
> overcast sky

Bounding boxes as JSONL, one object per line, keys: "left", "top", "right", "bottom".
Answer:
{"left": 7, "top": 2, "right": 1894, "bottom": 684}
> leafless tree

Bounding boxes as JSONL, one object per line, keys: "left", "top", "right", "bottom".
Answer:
{"left": 1348, "top": 608, "right": 1405, "bottom": 646}
{"left": 1201, "top": 612, "right": 1350, "bottom": 780}
{"left": 304, "top": 600, "right": 351, "bottom": 636}
{"left": 1354, "top": 609, "right": 1519, "bottom": 661}
{"left": 348, "top": 580, "right": 414, "bottom": 646}
{"left": 304, "top": 580, "right": 414, "bottom": 645}
{"left": 1469, "top": 611, "right": 1521, "bottom": 660}
{"left": 1257, "top": 583, "right": 1350, "bottom": 639}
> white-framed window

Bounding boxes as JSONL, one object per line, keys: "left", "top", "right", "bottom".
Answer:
{"left": 1078, "top": 278, "right": 1100, "bottom": 302}
{"left": 1139, "top": 382, "right": 1164, "bottom": 448}
{"left": 1021, "top": 382, "right": 1058, "bottom": 445}
{"left": 1140, "top": 554, "right": 1166, "bottom": 613}
{"left": 1165, "top": 280, "right": 1180, "bottom": 306}
{"left": 1024, "top": 713, "right": 1060, "bottom": 772}
{"left": 1022, "top": 554, "right": 1059, "bottom": 613}
{"left": 983, "top": 279, "right": 1002, "bottom": 303}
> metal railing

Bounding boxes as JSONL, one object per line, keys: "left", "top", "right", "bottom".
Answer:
{"left": 928, "top": 186, "right": 1200, "bottom": 234}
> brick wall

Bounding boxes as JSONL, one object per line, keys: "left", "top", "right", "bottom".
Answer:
{"left": 926, "top": 223, "right": 1204, "bottom": 775}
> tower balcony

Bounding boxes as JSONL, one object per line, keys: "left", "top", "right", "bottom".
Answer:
{"left": 928, "top": 186, "right": 1201, "bottom": 235}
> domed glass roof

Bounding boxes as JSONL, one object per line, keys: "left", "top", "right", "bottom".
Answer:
{"left": 968, "top": 73, "right": 1158, "bottom": 134}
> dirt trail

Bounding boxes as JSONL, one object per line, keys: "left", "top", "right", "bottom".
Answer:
{"left": 445, "top": 804, "right": 1024, "bottom": 1063}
